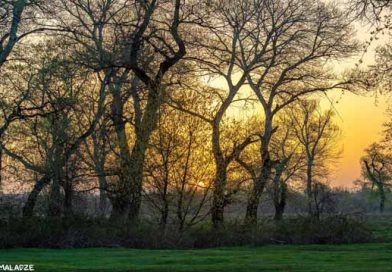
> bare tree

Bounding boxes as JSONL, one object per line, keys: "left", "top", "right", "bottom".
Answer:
{"left": 144, "top": 106, "right": 212, "bottom": 231}
{"left": 269, "top": 115, "right": 305, "bottom": 220}
{"left": 349, "top": 0, "right": 392, "bottom": 93}
{"left": 361, "top": 142, "right": 392, "bottom": 213}
{"left": 0, "top": 0, "right": 31, "bottom": 69}
{"left": 0, "top": 0, "right": 59, "bottom": 69}
{"left": 182, "top": 0, "right": 282, "bottom": 227}
{"left": 57, "top": 0, "right": 188, "bottom": 221}
{"left": 236, "top": 0, "right": 357, "bottom": 224}
{"left": 1, "top": 40, "right": 110, "bottom": 217}
{"left": 80, "top": 118, "right": 113, "bottom": 217}
{"left": 290, "top": 100, "right": 340, "bottom": 216}
{"left": 349, "top": 0, "right": 392, "bottom": 21}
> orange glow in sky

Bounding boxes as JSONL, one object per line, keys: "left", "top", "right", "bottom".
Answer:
{"left": 324, "top": 91, "right": 388, "bottom": 187}
{"left": 209, "top": 26, "right": 390, "bottom": 188}
{"left": 327, "top": 23, "right": 390, "bottom": 187}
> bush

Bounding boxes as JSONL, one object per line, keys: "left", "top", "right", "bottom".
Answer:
{"left": 272, "top": 215, "right": 373, "bottom": 244}
{"left": 0, "top": 214, "right": 374, "bottom": 249}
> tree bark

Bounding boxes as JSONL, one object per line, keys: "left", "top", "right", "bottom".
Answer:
{"left": 0, "top": 0, "right": 26, "bottom": 69}
{"left": 126, "top": 144, "right": 146, "bottom": 221}
{"left": 110, "top": 85, "right": 163, "bottom": 222}
{"left": 160, "top": 200, "right": 169, "bottom": 231}
{"left": 273, "top": 162, "right": 287, "bottom": 221}
{"left": 211, "top": 115, "right": 229, "bottom": 228}
{"left": 98, "top": 176, "right": 108, "bottom": 217}
{"left": 306, "top": 160, "right": 314, "bottom": 216}
{"left": 63, "top": 179, "right": 73, "bottom": 217}
{"left": 274, "top": 182, "right": 287, "bottom": 221}
{"left": 48, "top": 173, "right": 62, "bottom": 217}
{"left": 109, "top": 82, "right": 132, "bottom": 221}
{"left": 110, "top": 196, "right": 129, "bottom": 222}
{"left": 379, "top": 184, "right": 385, "bottom": 213}
{"left": 22, "top": 175, "right": 50, "bottom": 217}
{"left": 245, "top": 114, "right": 273, "bottom": 225}
{"left": 211, "top": 163, "right": 227, "bottom": 228}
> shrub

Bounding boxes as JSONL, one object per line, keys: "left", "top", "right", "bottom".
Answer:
{"left": 0, "top": 214, "right": 374, "bottom": 249}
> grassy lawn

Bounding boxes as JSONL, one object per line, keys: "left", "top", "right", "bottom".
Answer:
{"left": 1, "top": 243, "right": 392, "bottom": 272}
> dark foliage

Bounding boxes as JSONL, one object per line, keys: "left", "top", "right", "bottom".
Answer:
{"left": 0, "top": 215, "right": 373, "bottom": 249}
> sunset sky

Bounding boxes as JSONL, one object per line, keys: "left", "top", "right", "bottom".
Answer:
{"left": 323, "top": 90, "right": 388, "bottom": 187}
{"left": 324, "top": 22, "right": 390, "bottom": 188}
{"left": 211, "top": 21, "right": 390, "bottom": 189}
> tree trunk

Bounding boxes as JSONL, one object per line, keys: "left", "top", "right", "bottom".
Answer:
{"left": 211, "top": 169, "right": 226, "bottom": 228}
{"left": 306, "top": 160, "right": 313, "bottom": 216}
{"left": 159, "top": 165, "right": 170, "bottom": 231}
{"left": 110, "top": 143, "right": 146, "bottom": 222}
{"left": 48, "top": 174, "right": 62, "bottom": 217}
{"left": 379, "top": 185, "right": 385, "bottom": 214}
{"left": 109, "top": 86, "right": 132, "bottom": 220}
{"left": 160, "top": 201, "right": 169, "bottom": 231}
{"left": 110, "top": 84, "right": 163, "bottom": 222}
{"left": 92, "top": 131, "right": 110, "bottom": 217}
{"left": 245, "top": 187, "right": 261, "bottom": 225}
{"left": 245, "top": 114, "right": 273, "bottom": 225}
{"left": 109, "top": 196, "right": 129, "bottom": 222}
{"left": 211, "top": 117, "right": 228, "bottom": 228}
{"left": 0, "top": 0, "right": 26, "bottom": 69}
{"left": 274, "top": 204, "right": 284, "bottom": 221}
{"left": 98, "top": 178, "right": 108, "bottom": 217}
{"left": 63, "top": 179, "right": 73, "bottom": 217}
{"left": 48, "top": 149, "right": 65, "bottom": 217}
{"left": 274, "top": 182, "right": 287, "bottom": 221}
{"left": 23, "top": 175, "right": 50, "bottom": 217}
{"left": 127, "top": 142, "right": 146, "bottom": 221}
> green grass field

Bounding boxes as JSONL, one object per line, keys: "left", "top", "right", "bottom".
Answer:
{"left": 1, "top": 243, "right": 392, "bottom": 272}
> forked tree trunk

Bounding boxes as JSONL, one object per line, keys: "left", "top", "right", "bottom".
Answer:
{"left": 110, "top": 85, "right": 163, "bottom": 222}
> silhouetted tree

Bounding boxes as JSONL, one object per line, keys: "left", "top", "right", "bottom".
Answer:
{"left": 291, "top": 100, "right": 341, "bottom": 216}
{"left": 361, "top": 143, "right": 392, "bottom": 213}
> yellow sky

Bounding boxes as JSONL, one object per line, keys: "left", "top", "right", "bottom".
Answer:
{"left": 326, "top": 22, "right": 390, "bottom": 187}
{"left": 323, "top": 90, "right": 388, "bottom": 187}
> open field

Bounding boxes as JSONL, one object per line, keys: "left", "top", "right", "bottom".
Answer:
{"left": 1, "top": 243, "right": 392, "bottom": 272}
